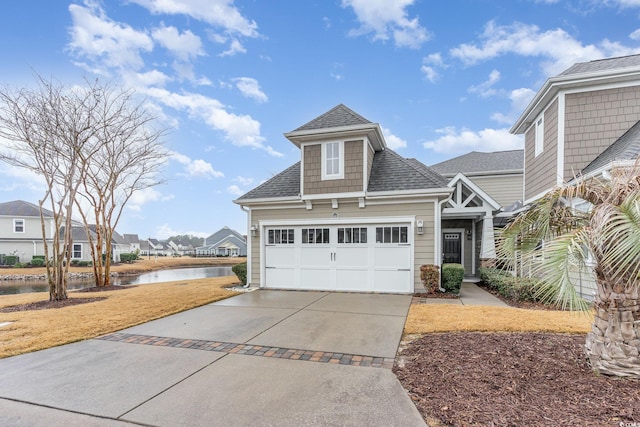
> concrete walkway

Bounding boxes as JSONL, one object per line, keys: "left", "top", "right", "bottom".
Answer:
{"left": 0, "top": 290, "right": 426, "bottom": 427}
{"left": 415, "top": 281, "right": 509, "bottom": 307}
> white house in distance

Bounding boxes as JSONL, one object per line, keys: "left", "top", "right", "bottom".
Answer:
{"left": 195, "top": 227, "right": 247, "bottom": 257}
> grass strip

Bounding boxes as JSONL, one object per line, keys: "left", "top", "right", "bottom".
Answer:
{"left": 405, "top": 304, "right": 592, "bottom": 334}
{"left": 0, "top": 276, "right": 239, "bottom": 358}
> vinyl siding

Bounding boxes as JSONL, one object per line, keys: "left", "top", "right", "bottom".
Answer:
{"left": 249, "top": 199, "right": 436, "bottom": 292}
{"left": 469, "top": 173, "right": 523, "bottom": 207}
{"left": 525, "top": 99, "right": 558, "bottom": 200}
{"left": 564, "top": 86, "right": 640, "bottom": 179}
{"left": 303, "top": 140, "right": 364, "bottom": 195}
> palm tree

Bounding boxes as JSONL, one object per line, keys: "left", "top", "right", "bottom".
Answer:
{"left": 498, "top": 162, "right": 640, "bottom": 378}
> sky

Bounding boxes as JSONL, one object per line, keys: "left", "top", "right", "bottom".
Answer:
{"left": 2, "top": 0, "right": 640, "bottom": 240}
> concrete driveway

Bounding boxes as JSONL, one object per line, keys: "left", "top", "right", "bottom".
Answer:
{"left": 0, "top": 290, "right": 425, "bottom": 426}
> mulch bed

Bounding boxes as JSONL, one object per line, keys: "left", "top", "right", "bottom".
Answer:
{"left": 394, "top": 332, "right": 640, "bottom": 426}
{"left": 0, "top": 297, "right": 107, "bottom": 312}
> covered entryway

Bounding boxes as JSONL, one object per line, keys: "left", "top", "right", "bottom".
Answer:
{"left": 263, "top": 222, "right": 413, "bottom": 293}
{"left": 442, "top": 231, "right": 462, "bottom": 264}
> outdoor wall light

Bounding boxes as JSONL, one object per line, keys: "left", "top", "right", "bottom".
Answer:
{"left": 416, "top": 219, "right": 424, "bottom": 235}
{"left": 467, "top": 229, "right": 472, "bottom": 240}
{"left": 250, "top": 224, "right": 258, "bottom": 237}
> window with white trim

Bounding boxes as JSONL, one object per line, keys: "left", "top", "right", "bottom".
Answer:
{"left": 375, "top": 226, "right": 408, "bottom": 244}
{"left": 267, "top": 229, "right": 295, "bottom": 244}
{"left": 13, "top": 219, "right": 25, "bottom": 233}
{"left": 321, "top": 141, "right": 344, "bottom": 180}
{"left": 534, "top": 116, "right": 544, "bottom": 157}
{"left": 72, "top": 244, "right": 82, "bottom": 259}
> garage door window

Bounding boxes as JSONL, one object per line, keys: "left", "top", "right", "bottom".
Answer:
{"left": 302, "top": 228, "right": 329, "bottom": 244}
{"left": 338, "top": 227, "right": 367, "bottom": 244}
{"left": 268, "top": 229, "right": 294, "bottom": 244}
{"left": 376, "top": 226, "right": 408, "bottom": 244}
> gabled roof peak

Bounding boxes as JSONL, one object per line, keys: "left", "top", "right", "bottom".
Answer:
{"left": 294, "top": 104, "right": 372, "bottom": 132}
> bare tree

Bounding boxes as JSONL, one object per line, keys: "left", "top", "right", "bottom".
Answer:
{"left": 74, "top": 83, "right": 166, "bottom": 287}
{"left": 0, "top": 76, "right": 101, "bottom": 300}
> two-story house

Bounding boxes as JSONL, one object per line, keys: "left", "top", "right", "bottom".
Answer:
{"left": 0, "top": 200, "right": 95, "bottom": 263}
{"left": 511, "top": 54, "right": 640, "bottom": 201}
{"left": 235, "top": 104, "right": 453, "bottom": 294}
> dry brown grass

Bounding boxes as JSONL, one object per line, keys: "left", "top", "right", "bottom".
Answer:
{"left": 0, "top": 276, "right": 240, "bottom": 358}
{"left": 405, "top": 304, "right": 592, "bottom": 335}
{"left": 0, "top": 256, "right": 244, "bottom": 276}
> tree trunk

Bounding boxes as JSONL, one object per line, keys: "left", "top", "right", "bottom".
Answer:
{"left": 585, "top": 280, "right": 640, "bottom": 378}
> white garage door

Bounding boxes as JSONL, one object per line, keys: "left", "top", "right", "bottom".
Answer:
{"left": 264, "top": 223, "right": 412, "bottom": 293}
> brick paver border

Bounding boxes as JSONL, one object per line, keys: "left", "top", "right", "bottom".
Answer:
{"left": 98, "top": 332, "right": 395, "bottom": 369}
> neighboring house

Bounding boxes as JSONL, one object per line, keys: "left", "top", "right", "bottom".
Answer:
{"left": 122, "top": 234, "right": 141, "bottom": 253}
{"left": 510, "top": 54, "right": 640, "bottom": 299}
{"left": 429, "top": 150, "right": 524, "bottom": 276}
{"left": 0, "top": 200, "right": 57, "bottom": 263}
{"left": 60, "top": 225, "right": 97, "bottom": 262}
{"left": 167, "top": 240, "right": 194, "bottom": 256}
{"left": 234, "top": 104, "right": 453, "bottom": 294}
{"left": 195, "top": 227, "right": 246, "bottom": 257}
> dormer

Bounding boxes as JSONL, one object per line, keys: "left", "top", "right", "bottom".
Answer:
{"left": 283, "top": 104, "right": 386, "bottom": 199}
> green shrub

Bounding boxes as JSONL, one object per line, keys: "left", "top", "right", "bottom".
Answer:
{"left": 479, "top": 267, "right": 554, "bottom": 303}
{"left": 77, "top": 261, "right": 91, "bottom": 267}
{"left": 30, "top": 258, "right": 45, "bottom": 267}
{"left": 231, "top": 262, "right": 247, "bottom": 286}
{"left": 441, "top": 263, "right": 464, "bottom": 294}
{"left": 119, "top": 253, "right": 138, "bottom": 263}
{"left": 4, "top": 255, "right": 19, "bottom": 266}
{"left": 420, "top": 264, "right": 440, "bottom": 294}
{"left": 71, "top": 259, "right": 79, "bottom": 266}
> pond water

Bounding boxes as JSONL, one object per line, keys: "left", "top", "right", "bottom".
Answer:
{"left": 0, "top": 266, "right": 234, "bottom": 295}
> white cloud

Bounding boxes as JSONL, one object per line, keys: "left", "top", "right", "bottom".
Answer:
{"left": 381, "top": 127, "right": 407, "bottom": 149}
{"left": 155, "top": 223, "right": 209, "bottom": 239}
{"left": 450, "top": 20, "right": 640, "bottom": 76}
{"left": 151, "top": 25, "right": 204, "bottom": 61}
{"left": 341, "top": 0, "right": 430, "bottom": 49}
{"left": 421, "top": 53, "right": 446, "bottom": 83}
{"left": 128, "top": 187, "right": 174, "bottom": 212}
{"left": 234, "top": 176, "right": 254, "bottom": 186}
{"left": 233, "top": 77, "right": 268, "bottom": 103}
{"left": 129, "top": 0, "right": 259, "bottom": 37}
{"left": 423, "top": 127, "right": 523, "bottom": 156}
{"left": 219, "top": 38, "right": 247, "bottom": 56}
{"left": 468, "top": 69, "right": 501, "bottom": 98}
{"left": 67, "top": 2, "right": 153, "bottom": 71}
{"left": 144, "top": 87, "right": 282, "bottom": 156}
{"left": 491, "top": 87, "right": 537, "bottom": 124}
{"left": 226, "top": 184, "right": 243, "bottom": 196}
{"left": 169, "top": 151, "right": 224, "bottom": 179}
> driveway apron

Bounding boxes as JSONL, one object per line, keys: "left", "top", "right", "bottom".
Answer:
{"left": 0, "top": 290, "right": 425, "bottom": 427}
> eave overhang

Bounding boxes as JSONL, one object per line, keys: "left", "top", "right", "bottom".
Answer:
{"left": 511, "top": 66, "right": 640, "bottom": 135}
{"left": 284, "top": 123, "right": 387, "bottom": 151}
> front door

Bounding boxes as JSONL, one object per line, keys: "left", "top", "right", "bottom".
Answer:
{"left": 442, "top": 232, "right": 461, "bottom": 264}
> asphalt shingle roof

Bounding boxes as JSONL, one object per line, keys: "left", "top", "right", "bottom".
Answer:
{"left": 581, "top": 120, "right": 640, "bottom": 176}
{"left": 559, "top": 54, "right": 640, "bottom": 76}
{"left": 294, "top": 104, "right": 372, "bottom": 131}
{"left": 368, "top": 150, "right": 448, "bottom": 192}
{"left": 237, "top": 162, "right": 301, "bottom": 200}
{"left": 237, "top": 149, "right": 448, "bottom": 200}
{"left": 429, "top": 150, "right": 524, "bottom": 176}
{"left": 0, "top": 200, "right": 54, "bottom": 217}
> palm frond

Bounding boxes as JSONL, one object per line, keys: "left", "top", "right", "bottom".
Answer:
{"left": 531, "top": 229, "right": 592, "bottom": 311}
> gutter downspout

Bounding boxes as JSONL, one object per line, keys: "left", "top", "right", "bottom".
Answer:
{"left": 240, "top": 205, "right": 251, "bottom": 288}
